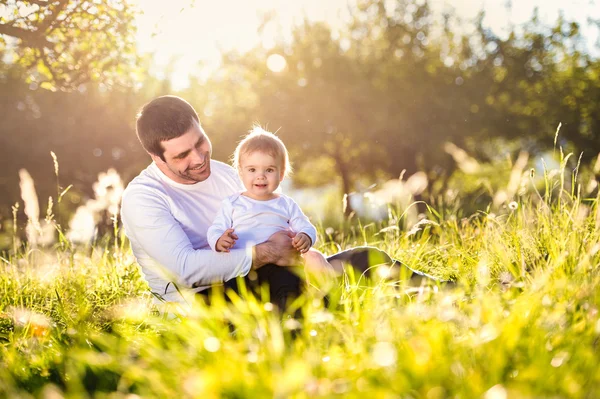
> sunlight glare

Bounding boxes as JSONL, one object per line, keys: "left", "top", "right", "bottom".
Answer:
{"left": 266, "top": 54, "right": 287, "bottom": 72}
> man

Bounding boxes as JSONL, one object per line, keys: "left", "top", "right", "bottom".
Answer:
{"left": 121, "top": 95, "right": 439, "bottom": 308}
{"left": 121, "top": 95, "right": 308, "bottom": 307}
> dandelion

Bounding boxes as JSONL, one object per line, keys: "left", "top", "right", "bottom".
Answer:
{"left": 19, "top": 169, "right": 40, "bottom": 231}
{"left": 19, "top": 169, "right": 54, "bottom": 246}
{"left": 444, "top": 142, "right": 479, "bottom": 174}
{"left": 92, "top": 168, "right": 124, "bottom": 217}
{"left": 508, "top": 201, "right": 518, "bottom": 211}
{"left": 10, "top": 307, "right": 52, "bottom": 337}
{"left": 66, "top": 204, "right": 97, "bottom": 244}
{"left": 67, "top": 169, "right": 124, "bottom": 243}
{"left": 405, "top": 171, "right": 428, "bottom": 195}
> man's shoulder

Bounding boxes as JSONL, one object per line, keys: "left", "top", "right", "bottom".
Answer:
{"left": 122, "top": 164, "right": 167, "bottom": 203}
{"left": 209, "top": 160, "right": 243, "bottom": 190}
{"left": 210, "top": 160, "right": 237, "bottom": 177}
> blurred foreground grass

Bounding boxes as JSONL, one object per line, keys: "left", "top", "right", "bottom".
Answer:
{"left": 1, "top": 189, "right": 600, "bottom": 398}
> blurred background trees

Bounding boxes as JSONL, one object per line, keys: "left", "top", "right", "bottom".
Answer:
{"left": 1, "top": 0, "right": 600, "bottom": 227}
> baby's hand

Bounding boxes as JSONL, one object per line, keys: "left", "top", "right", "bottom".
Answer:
{"left": 292, "top": 232, "right": 311, "bottom": 253}
{"left": 216, "top": 228, "right": 238, "bottom": 253}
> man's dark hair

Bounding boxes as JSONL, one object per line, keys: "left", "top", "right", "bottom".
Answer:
{"left": 136, "top": 95, "right": 200, "bottom": 160}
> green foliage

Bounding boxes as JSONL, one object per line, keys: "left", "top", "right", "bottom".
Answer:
{"left": 0, "top": 0, "right": 139, "bottom": 90}
{"left": 2, "top": 0, "right": 600, "bottom": 220}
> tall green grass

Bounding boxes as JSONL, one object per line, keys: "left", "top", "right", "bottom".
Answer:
{"left": 1, "top": 163, "right": 599, "bottom": 398}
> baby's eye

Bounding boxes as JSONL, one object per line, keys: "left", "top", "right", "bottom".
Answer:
{"left": 248, "top": 168, "right": 255, "bottom": 172}
{"left": 266, "top": 168, "right": 274, "bottom": 173}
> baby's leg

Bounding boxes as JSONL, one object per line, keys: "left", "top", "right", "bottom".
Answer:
{"left": 302, "top": 248, "right": 333, "bottom": 273}
{"left": 302, "top": 249, "right": 339, "bottom": 291}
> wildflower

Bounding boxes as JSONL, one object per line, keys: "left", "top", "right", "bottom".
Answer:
{"left": 444, "top": 142, "right": 480, "bottom": 174}
{"left": 10, "top": 307, "right": 52, "bottom": 337}
{"left": 405, "top": 171, "right": 428, "bottom": 195}
{"left": 19, "top": 169, "right": 40, "bottom": 229}
{"left": 508, "top": 201, "right": 518, "bottom": 211}
{"left": 50, "top": 151, "right": 59, "bottom": 176}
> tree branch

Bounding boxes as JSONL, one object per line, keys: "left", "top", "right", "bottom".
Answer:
{"left": 0, "top": 24, "right": 51, "bottom": 48}
{"left": 20, "top": 0, "right": 50, "bottom": 5}
{"left": 38, "top": 0, "right": 70, "bottom": 33}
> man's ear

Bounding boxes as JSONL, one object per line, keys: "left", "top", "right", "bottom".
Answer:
{"left": 149, "top": 152, "right": 165, "bottom": 165}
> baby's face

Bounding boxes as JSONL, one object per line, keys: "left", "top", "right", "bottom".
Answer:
{"left": 239, "top": 151, "right": 283, "bottom": 200}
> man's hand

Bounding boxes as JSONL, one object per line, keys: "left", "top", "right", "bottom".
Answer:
{"left": 215, "top": 228, "right": 238, "bottom": 253}
{"left": 292, "top": 232, "right": 312, "bottom": 253}
{"left": 252, "top": 230, "right": 301, "bottom": 269}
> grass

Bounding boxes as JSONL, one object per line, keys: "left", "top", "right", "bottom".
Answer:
{"left": 1, "top": 172, "right": 600, "bottom": 398}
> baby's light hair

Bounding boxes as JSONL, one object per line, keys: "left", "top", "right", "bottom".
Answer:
{"left": 232, "top": 126, "right": 292, "bottom": 177}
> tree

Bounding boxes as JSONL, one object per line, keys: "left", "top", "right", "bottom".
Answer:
{"left": 0, "top": 0, "right": 138, "bottom": 90}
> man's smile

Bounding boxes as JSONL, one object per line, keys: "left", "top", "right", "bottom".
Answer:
{"left": 188, "top": 160, "right": 207, "bottom": 171}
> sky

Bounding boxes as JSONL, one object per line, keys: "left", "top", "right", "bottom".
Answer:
{"left": 133, "top": 0, "right": 600, "bottom": 89}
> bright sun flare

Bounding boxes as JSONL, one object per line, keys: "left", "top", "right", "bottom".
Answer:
{"left": 133, "top": 0, "right": 599, "bottom": 89}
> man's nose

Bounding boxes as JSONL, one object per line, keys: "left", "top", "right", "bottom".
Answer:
{"left": 191, "top": 148, "right": 205, "bottom": 163}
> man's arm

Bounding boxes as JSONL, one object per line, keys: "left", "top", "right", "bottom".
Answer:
{"left": 252, "top": 230, "right": 301, "bottom": 270}
{"left": 121, "top": 189, "right": 252, "bottom": 288}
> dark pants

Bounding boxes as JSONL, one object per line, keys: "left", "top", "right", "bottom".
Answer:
{"left": 198, "top": 246, "right": 445, "bottom": 312}
{"left": 225, "top": 263, "right": 302, "bottom": 312}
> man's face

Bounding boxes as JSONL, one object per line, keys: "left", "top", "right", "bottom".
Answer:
{"left": 151, "top": 121, "right": 213, "bottom": 184}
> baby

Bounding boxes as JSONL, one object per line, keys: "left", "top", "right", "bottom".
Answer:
{"left": 207, "top": 126, "right": 333, "bottom": 277}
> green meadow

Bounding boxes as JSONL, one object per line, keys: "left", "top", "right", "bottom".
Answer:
{"left": 1, "top": 163, "right": 599, "bottom": 399}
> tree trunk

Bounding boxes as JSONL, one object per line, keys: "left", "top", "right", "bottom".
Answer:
{"left": 332, "top": 152, "right": 354, "bottom": 217}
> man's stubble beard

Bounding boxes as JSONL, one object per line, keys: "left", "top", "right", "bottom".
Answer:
{"left": 178, "top": 160, "right": 211, "bottom": 183}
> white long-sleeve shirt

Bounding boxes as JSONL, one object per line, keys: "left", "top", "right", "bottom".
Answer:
{"left": 120, "top": 160, "right": 252, "bottom": 303}
{"left": 207, "top": 194, "right": 317, "bottom": 252}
